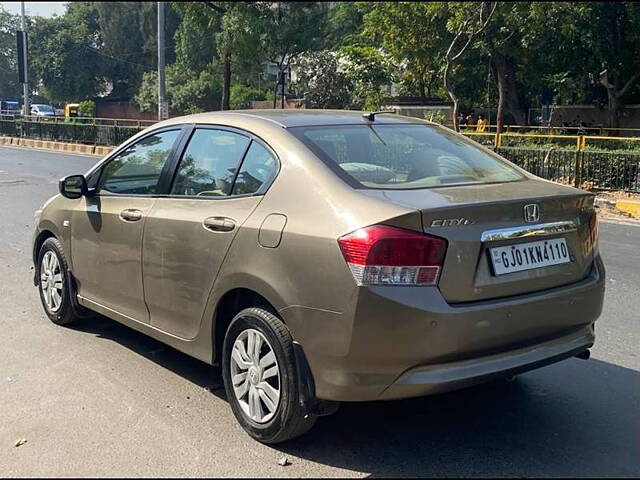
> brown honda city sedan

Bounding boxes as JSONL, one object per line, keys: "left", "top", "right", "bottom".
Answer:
{"left": 32, "top": 110, "right": 605, "bottom": 443}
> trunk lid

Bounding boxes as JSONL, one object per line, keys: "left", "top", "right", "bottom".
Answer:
{"left": 362, "top": 179, "right": 596, "bottom": 303}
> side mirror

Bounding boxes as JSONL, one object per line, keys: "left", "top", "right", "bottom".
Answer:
{"left": 59, "top": 174, "right": 87, "bottom": 199}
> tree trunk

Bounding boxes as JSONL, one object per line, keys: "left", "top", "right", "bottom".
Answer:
{"left": 419, "top": 79, "right": 427, "bottom": 101}
{"left": 607, "top": 88, "right": 621, "bottom": 133}
{"left": 221, "top": 51, "right": 231, "bottom": 111}
{"left": 491, "top": 53, "right": 525, "bottom": 133}
{"left": 491, "top": 57, "right": 505, "bottom": 134}
{"left": 444, "top": 61, "right": 459, "bottom": 131}
{"left": 599, "top": 69, "right": 640, "bottom": 135}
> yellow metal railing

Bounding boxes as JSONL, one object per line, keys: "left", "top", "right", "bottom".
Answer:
{"left": 456, "top": 124, "right": 640, "bottom": 137}
{"left": 461, "top": 132, "right": 640, "bottom": 152}
{"left": 581, "top": 135, "right": 640, "bottom": 151}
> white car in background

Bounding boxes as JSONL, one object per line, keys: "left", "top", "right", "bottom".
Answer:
{"left": 30, "top": 104, "right": 57, "bottom": 118}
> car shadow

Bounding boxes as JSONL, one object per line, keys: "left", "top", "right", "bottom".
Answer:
{"left": 68, "top": 314, "right": 227, "bottom": 396}
{"left": 70, "top": 314, "right": 640, "bottom": 478}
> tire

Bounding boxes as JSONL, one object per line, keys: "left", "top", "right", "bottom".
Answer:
{"left": 222, "top": 307, "right": 317, "bottom": 444}
{"left": 37, "top": 237, "right": 84, "bottom": 326}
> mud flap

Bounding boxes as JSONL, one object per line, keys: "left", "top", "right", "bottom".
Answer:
{"left": 292, "top": 341, "right": 340, "bottom": 417}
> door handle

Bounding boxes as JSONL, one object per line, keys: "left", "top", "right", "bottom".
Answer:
{"left": 119, "top": 209, "right": 143, "bottom": 222}
{"left": 203, "top": 216, "right": 236, "bottom": 232}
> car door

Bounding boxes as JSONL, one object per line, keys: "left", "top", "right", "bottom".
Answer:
{"left": 142, "top": 126, "right": 279, "bottom": 338}
{"left": 71, "top": 128, "right": 184, "bottom": 323}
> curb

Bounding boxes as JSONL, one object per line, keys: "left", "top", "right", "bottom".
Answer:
{"left": 0, "top": 136, "right": 113, "bottom": 156}
{"left": 615, "top": 199, "right": 640, "bottom": 219}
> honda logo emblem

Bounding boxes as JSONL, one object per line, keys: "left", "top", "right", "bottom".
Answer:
{"left": 523, "top": 204, "right": 540, "bottom": 223}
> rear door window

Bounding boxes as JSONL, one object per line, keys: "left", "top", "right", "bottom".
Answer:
{"left": 231, "top": 142, "right": 278, "bottom": 195}
{"left": 171, "top": 129, "right": 250, "bottom": 197}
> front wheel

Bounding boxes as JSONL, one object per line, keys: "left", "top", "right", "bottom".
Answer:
{"left": 222, "top": 307, "right": 316, "bottom": 444}
{"left": 37, "top": 237, "right": 83, "bottom": 325}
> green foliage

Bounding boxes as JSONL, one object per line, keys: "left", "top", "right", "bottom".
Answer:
{"left": 29, "top": 8, "right": 103, "bottom": 103}
{"left": 425, "top": 110, "right": 448, "bottom": 125}
{"left": 255, "top": 2, "right": 328, "bottom": 68}
{"left": 339, "top": 45, "right": 394, "bottom": 110}
{"left": 229, "top": 85, "right": 265, "bottom": 110}
{"left": 92, "top": 2, "right": 180, "bottom": 98}
{"left": 291, "top": 50, "right": 352, "bottom": 108}
{"left": 0, "top": 7, "right": 21, "bottom": 99}
{"left": 325, "top": 2, "right": 372, "bottom": 49}
{"left": 78, "top": 100, "right": 96, "bottom": 117}
{"left": 171, "top": 2, "right": 216, "bottom": 73}
{"left": 11, "top": 0, "right": 640, "bottom": 129}
{"left": 135, "top": 63, "right": 222, "bottom": 115}
{"left": 362, "top": 2, "right": 449, "bottom": 99}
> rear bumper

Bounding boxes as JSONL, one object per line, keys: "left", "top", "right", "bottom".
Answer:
{"left": 379, "top": 326, "right": 593, "bottom": 400}
{"left": 285, "top": 255, "right": 605, "bottom": 402}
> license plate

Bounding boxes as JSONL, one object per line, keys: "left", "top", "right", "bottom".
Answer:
{"left": 489, "top": 238, "right": 571, "bottom": 276}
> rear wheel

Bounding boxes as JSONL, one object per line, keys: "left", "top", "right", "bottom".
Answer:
{"left": 222, "top": 307, "right": 316, "bottom": 444}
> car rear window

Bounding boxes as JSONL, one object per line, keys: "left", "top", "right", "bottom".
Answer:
{"left": 291, "top": 124, "right": 523, "bottom": 189}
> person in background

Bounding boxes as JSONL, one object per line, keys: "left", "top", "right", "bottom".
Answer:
{"left": 476, "top": 114, "right": 488, "bottom": 132}
{"left": 458, "top": 112, "right": 467, "bottom": 128}
{"left": 466, "top": 112, "right": 475, "bottom": 131}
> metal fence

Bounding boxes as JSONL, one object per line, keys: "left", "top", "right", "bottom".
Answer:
{"left": 463, "top": 132, "right": 640, "bottom": 192}
{"left": 6, "top": 118, "right": 147, "bottom": 146}
{"left": 462, "top": 124, "right": 640, "bottom": 137}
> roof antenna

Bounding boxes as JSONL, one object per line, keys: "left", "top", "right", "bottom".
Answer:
{"left": 362, "top": 110, "right": 395, "bottom": 122}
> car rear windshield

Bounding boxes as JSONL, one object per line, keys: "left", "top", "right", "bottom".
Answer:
{"left": 291, "top": 124, "right": 523, "bottom": 189}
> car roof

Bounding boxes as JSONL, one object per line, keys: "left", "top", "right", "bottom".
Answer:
{"left": 159, "top": 109, "right": 429, "bottom": 129}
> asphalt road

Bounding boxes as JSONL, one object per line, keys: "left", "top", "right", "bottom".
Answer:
{"left": 1, "top": 146, "right": 639, "bottom": 478}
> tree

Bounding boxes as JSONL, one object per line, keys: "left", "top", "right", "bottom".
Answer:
{"left": 339, "top": 45, "right": 394, "bottom": 110}
{"left": 443, "top": 2, "right": 497, "bottom": 131}
{"left": 521, "top": 2, "right": 640, "bottom": 130}
{"left": 135, "top": 62, "right": 221, "bottom": 114}
{"left": 254, "top": 2, "right": 328, "bottom": 106}
{"left": 172, "top": 4, "right": 215, "bottom": 74}
{"left": 361, "top": 2, "right": 449, "bottom": 100}
{"left": 171, "top": 2, "right": 263, "bottom": 111}
{"left": 476, "top": 2, "right": 529, "bottom": 131}
{"left": 92, "top": 2, "right": 179, "bottom": 98}
{"left": 229, "top": 84, "right": 265, "bottom": 109}
{"left": 520, "top": 3, "right": 604, "bottom": 118}
{"left": 291, "top": 50, "right": 352, "bottom": 108}
{"left": 324, "top": 2, "right": 370, "bottom": 49}
{"left": 78, "top": 99, "right": 96, "bottom": 116}
{"left": 29, "top": 4, "right": 104, "bottom": 102}
{"left": 589, "top": 3, "right": 640, "bottom": 130}
{"left": 216, "top": 3, "right": 264, "bottom": 110}
{"left": 0, "top": 7, "right": 21, "bottom": 100}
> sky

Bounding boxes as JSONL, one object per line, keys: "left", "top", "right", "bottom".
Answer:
{"left": 0, "top": 2, "right": 67, "bottom": 17}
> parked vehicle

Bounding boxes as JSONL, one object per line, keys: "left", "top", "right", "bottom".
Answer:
{"left": 30, "top": 104, "right": 56, "bottom": 117}
{"left": 64, "top": 103, "right": 80, "bottom": 120}
{"left": 0, "top": 99, "right": 20, "bottom": 116}
{"left": 32, "top": 110, "right": 604, "bottom": 443}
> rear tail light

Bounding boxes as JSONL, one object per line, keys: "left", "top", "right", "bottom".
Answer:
{"left": 337, "top": 225, "right": 447, "bottom": 286}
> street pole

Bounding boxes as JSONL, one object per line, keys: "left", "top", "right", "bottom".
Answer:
{"left": 157, "top": 2, "right": 166, "bottom": 121}
{"left": 20, "top": 2, "right": 29, "bottom": 116}
{"left": 281, "top": 70, "right": 285, "bottom": 110}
